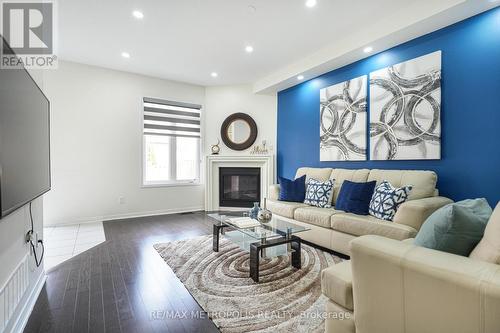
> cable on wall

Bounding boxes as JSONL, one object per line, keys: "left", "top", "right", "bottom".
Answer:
{"left": 25, "top": 201, "right": 44, "bottom": 267}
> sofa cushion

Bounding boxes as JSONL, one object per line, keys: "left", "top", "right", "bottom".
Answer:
{"left": 336, "top": 180, "right": 377, "bottom": 215}
{"left": 266, "top": 199, "right": 308, "bottom": 219}
{"left": 325, "top": 300, "right": 355, "bottom": 333}
{"left": 367, "top": 169, "right": 437, "bottom": 200}
{"left": 295, "top": 167, "right": 332, "bottom": 182}
{"left": 321, "top": 261, "right": 353, "bottom": 311}
{"left": 278, "top": 175, "right": 306, "bottom": 202}
{"left": 294, "top": 206, "right": 339, "bottom": 229}
{"left": 330, "top": 168, "right": 370, "bottom": 204}
{"left": 415, "top": 198, "right": 492, "bottom": 257}
{"left": 470, "top": 203, "right": 500, "bottom": 264}
{"left": 331, "top": 213, "right": 418, "bottom": 240}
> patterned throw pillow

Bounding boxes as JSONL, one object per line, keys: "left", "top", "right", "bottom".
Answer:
{"left": 369, "top": 181, "right": 413, "bottom": 221}
{"left": 304, "top": 178, "right": 335, "bottom": 208}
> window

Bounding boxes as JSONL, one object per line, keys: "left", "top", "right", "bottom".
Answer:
{"left": 142, "top": 97, "right": 201, "bottom": 186}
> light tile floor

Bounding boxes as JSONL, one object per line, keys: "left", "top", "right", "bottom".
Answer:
{"left": 43, "top": 222, "right": 106, "bottom": 271}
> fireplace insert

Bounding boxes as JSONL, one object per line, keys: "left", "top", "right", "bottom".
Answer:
{"left": 219, "top": 167, "right": 261, "bottom": 208}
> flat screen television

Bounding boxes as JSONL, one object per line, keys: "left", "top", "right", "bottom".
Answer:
{"left": 0, "top": 37, "right": 51, "bottom": 218}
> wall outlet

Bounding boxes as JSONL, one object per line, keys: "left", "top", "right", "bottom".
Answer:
{"left": 119, "top": 196, "right": 125, "bottom": 204}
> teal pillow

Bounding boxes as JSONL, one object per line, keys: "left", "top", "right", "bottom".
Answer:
{"left": 414, "top": 198, "right": 493, "bottom": 256}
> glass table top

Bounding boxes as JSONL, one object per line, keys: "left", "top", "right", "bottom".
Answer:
{"left": 207, "top": 211, "right": 310, "bottom": 241}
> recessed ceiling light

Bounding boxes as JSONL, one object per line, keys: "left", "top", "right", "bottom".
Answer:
{"left": 363, "top": 46, "right": 373, "bottom": 53}
{"left": 245, "top": 45, "right": 254, "bottom": 53}
{"left": 121, "top": 52, "right": 130, "bottom": 59}
{"left": 297, "top": 75, "right": 304, "bottom": 80}
{"left": 132, "top": 10, "right": 144, "bottom": 19}
{"left": 211, "top": 72, "right": 218, "bottom": 78}
{"left": 305, "top": 0, "right": 317, "bottom": 8}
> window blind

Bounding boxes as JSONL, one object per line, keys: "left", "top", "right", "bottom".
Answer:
{"left": 143, "top": 97, "right": 201, "bottom": 138}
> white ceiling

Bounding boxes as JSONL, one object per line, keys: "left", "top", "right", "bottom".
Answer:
{"left": 57, "top": 0, "right": 497, "bottom": 91}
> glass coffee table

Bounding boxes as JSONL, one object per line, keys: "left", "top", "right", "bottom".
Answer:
{"left": 208, "top": 211, "right": 310, "bottom": 282}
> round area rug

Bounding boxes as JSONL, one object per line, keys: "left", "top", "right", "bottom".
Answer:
{"left": 154, "top": 235, "right": 343, "bottom": 333}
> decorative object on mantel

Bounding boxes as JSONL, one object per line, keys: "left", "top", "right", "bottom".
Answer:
{"left": 257, "top": 198, "right": 272, "bottom": 223}
{"left": 210, "top": 139, "right": 220, "bottom": 155}
{"left": 220, "top": 112, "right": 258, "bottom": 151}
{"left": 250, "top": 140, "right": 269, "bottom": 155}
{"left": 248, "top": 201, "right": 260, "bottom": 219}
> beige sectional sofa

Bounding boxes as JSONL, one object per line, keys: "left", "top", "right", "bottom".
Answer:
{"left": 267, "top": 167, "right": 452, "bottom": 255}
{"left": 321, "top": 203, "right": 500, "bottom": 333}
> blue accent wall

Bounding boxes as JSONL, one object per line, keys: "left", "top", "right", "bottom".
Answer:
{"left": 277, "top": 8, "right": 500, "bottom": 205}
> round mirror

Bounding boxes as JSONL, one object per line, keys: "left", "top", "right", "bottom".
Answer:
{"left": 227, "top": 120, "right": 251, "bottom": 144}
{"left": 221, "top": 113, "right": 258, "bottom": 151}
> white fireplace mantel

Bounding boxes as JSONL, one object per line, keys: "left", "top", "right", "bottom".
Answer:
{"left": 205, "top": 155, "right": 275, "bottom": 211}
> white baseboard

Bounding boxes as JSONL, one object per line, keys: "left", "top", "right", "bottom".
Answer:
{"left": 10, "top": 270, "right": 46, "bottom": 333}
{"left": 44, "top": 206, "right": 205, "bottom": 227}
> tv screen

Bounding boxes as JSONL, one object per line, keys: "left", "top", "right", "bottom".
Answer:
{"left": 0, "top": 38, "right": 50, "bottom": 218}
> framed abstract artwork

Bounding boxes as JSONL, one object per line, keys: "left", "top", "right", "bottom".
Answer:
{"left": 369, "top": 51, "right": 441, "bottom": 160}
{"left": 320, "top": 75, "right": 367, "bottom": 161}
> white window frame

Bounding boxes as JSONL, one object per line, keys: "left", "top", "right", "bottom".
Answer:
{"left": 141, "top": 98, "right": 202, "bottom": 187}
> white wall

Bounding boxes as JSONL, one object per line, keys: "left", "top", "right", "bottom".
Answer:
{"left": 0, "top": 70, "right": 46, "bottom": 332}
{"left": 42, "top": 61, "right": 206, "bottom": 225}
{"left": 204, "top": 85, "right": 277, "bottom": 156}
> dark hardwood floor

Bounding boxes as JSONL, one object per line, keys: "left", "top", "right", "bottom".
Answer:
{"left": 24, "top": 212, "right": 220, "bottom": 333}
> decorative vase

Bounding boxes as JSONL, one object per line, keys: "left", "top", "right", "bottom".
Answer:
{"left": 249, "top": 202, "right": 260, "bottom": 219}
{"left": 257, "top": 209, "right": 272, "bottom": 223}
{"left": 257, "top": 198, "right": 272, "bottom": 223}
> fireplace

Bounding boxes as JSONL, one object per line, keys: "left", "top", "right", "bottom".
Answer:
{"left": 219, "top": 167, "right": 261, "bottom": 208}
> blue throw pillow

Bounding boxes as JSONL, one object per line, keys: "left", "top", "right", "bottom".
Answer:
{"left": 414, "top": 198, "right": 492, "bottom": 256}
{"left": 278, "top": 175, "right": 306, "bottom": 202}
{"left": 336, "top": 180, "right": 377, "bottom": 215}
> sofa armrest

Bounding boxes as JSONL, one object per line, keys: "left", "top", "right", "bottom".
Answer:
{"left": 393, "top": 196, "right": 453, "bottom": 231}
{"left": 350, "top": 235, "right": 500, "bottom": 333}
{"left": 268, "top": 184, "right": 280, "bottom": 201}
